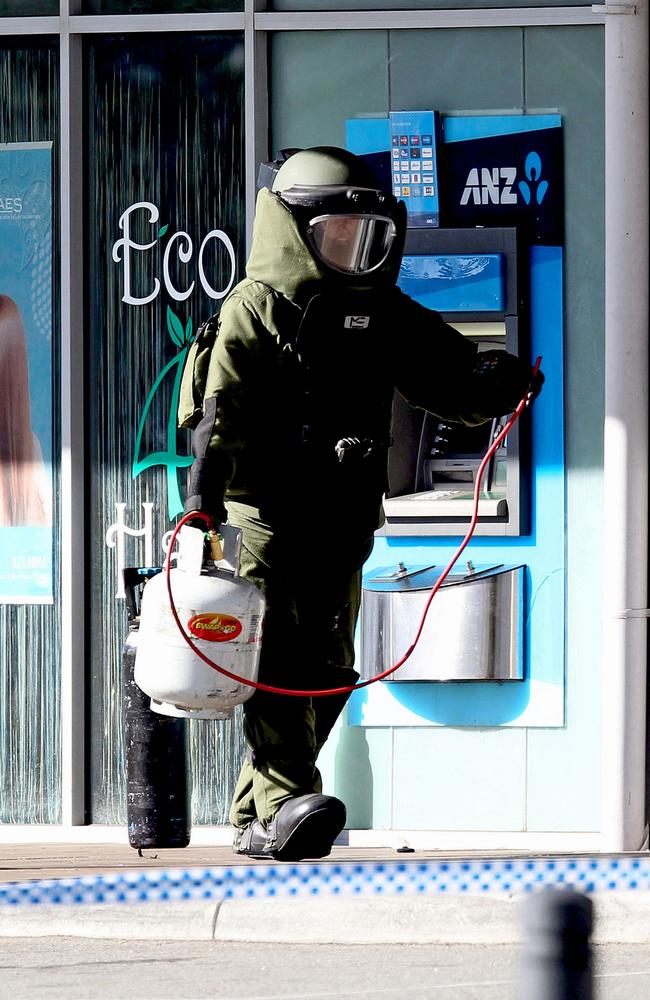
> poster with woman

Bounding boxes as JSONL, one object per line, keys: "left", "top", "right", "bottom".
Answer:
{"left": 0, "top": 142, "right": 53, "bottom": 603}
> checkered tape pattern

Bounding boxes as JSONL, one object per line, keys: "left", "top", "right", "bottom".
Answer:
{"left": 1, "top": 856, "right": 650, "bottom": 908}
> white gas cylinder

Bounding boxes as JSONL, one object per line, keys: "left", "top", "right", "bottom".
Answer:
{"left": 134, "top": 525, "right": 265, "bottom": 720}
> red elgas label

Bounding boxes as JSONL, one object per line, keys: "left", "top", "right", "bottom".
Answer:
{"left": 187, "top": 612, "right": 243, "bottom": 642}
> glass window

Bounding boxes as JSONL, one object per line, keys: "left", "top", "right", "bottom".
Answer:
{"left": 272, "top": 0, "right": 593, "bottom": 9}
{"left": 0, "top": 1, "right": 57, "bottom": 13}
{"left": 83, "top": 0, "right": 243, "bottom": 12}
{"left": 87, "top": 33, "right": 246, "bottom": 824}
{"left": 0, "top": 42, "right": 60, "bottom": 824}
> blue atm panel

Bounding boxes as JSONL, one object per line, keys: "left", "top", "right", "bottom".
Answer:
{"left": 399, "top": 253, "right": 505, "bottom": 313}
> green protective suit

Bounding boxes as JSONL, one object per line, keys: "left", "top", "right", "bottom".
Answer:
{"left": 179, "top": 187, "right": 525, "bottom": 828}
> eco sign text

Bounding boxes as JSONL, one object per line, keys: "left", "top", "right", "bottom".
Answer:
{"left": 112, "top": 201, "right": 236, "bottom": 305}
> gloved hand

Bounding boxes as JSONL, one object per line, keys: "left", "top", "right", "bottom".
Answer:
{"left": 183, "top": 509, "right": 212, "bottom": 531}
{"left": 472, "top": 350, "right": 544, "bottom": 415}
{"left": 184, "top": 452, "right": 229, "bottom": 528}
{"left": 182, "top": 499, "right": 227, "bottom": 530}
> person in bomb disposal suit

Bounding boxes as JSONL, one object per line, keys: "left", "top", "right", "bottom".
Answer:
{"left": 179, "top": 147, "right": 543, "bottom": 862}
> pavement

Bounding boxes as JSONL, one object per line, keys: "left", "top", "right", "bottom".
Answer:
{"left": 0, "top": 841, "right": 434, "bottom": 882}
{"left": 2, "top": 841, "right": 650, "bottom": 945}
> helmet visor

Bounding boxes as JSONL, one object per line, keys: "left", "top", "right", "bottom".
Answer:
{"left": 308, "top": 214, "right": 397, "bottom": 275}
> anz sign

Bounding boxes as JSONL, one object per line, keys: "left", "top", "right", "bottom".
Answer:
{"left": 461, "top": 167, "right": 518, "bottom": 206}
{"left": 460, "top": 153, "right": 550, "bottom": 208}
{"left": 443, "top": 120, "right": 563, "bottom": 244}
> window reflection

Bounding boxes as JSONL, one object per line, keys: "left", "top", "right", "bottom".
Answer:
{"left": 84, "top": 0, "right": 243, "bottom": 12}
{"left": 87, "top": 33, "right": 246, "bottom": 824}
{"left": 0, "top": 44, "right": 60, "bottom": 824}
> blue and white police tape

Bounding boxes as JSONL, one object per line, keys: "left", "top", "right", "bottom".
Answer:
{"left": 1, "top": 856, "right": 650, "bottom": 909}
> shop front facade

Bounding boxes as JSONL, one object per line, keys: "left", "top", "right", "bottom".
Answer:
{"left": 0, "top": 0, "right": 647, "bottom": 850}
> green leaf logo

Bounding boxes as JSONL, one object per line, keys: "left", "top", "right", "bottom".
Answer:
{"left": 158, "top": 224, "right": 169, "bottom": 237}
{"left": 166, "top": 306, "right": 185, "bottom": 348}
{"left": 132, "top": 347, "right": 193, "bottom": 521}
{"left": 132, "top": 306, "right": 196, "bottom": 519}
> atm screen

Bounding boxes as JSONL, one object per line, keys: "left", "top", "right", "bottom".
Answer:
{"left": 398, "top": 253, "right": 505, "bottom": 313}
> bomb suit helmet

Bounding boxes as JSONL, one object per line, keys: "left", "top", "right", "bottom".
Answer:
{"left": 264, "top": 146, "right": 407, "bottom": 280}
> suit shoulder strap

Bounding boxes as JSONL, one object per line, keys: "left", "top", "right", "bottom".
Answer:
{"left": 177, "top": 311, "right": 221, "bottom": 429}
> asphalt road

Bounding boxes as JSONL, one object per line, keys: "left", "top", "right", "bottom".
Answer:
{"left": 1, "top": 939, "right": 649, "bottom": 1000}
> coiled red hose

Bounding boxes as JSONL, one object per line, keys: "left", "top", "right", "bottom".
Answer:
{"left": 166, "top": 357, "right": 542, "bottom": 698}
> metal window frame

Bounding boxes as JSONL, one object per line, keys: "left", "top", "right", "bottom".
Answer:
{"left": 59, "top": 22, "right": 85, "bottom": 827}
{"left": 0, "top": 0, "right": 638, "bottom": 839}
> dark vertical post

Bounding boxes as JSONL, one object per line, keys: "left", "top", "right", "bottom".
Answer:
{"left": 122, "top": 568, "right": 191, "bottom": 851}
{"left": 520, "top": 889, "right": 594, "bottom": 1000}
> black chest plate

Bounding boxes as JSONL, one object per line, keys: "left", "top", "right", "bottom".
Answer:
{"left": 292, "top": 290, "right": 395, "bottom": 443}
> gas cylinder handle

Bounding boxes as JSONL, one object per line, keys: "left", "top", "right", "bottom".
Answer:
{"left": 214, "top": 523, "right": 243, "bottom": 576}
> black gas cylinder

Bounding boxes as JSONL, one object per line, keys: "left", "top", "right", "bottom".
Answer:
{"left": 122, "top": 567, "right": 191, "bottom": 850}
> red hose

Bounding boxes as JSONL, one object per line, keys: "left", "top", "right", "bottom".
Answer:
{"left": 166, "top": 357, "right": 542, "bottom": 698}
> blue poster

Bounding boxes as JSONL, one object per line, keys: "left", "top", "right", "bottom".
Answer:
{"left": 0, "top": 143, "right": 54, "bottom": 603}
{"left": 389, "top": 110, "right": 440, "bottom": 227}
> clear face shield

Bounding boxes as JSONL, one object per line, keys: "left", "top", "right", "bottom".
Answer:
{"left": 306, "top": 214, "right": 398, "bottom": 276}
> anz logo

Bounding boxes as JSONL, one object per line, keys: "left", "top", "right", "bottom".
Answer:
{"left": 460, "top": 151, "right": 549, "bottom": 207}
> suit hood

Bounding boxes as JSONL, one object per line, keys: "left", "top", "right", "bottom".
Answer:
{"left": 245, "top": 187, "right": 406, "bottom": 303}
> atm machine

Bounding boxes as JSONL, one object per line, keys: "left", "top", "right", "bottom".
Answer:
{"left": 347, "top": 112, "right": 564, "bottom": 717}
{"left": 362, "top": 226, "right": 531, "bottom": 682}
{"left": 383, "top": 226, "right": 529, "bottom": 537}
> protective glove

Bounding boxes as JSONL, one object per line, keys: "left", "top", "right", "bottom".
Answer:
{"left": 182, "top": 500, "right": 227, "bottom": 530}
{"left": 183, "top": 459, "right": 227, "bottom": 528}
{"left": 184, "top": 394, "right": 234, "bottom": 529}
{"left": 471, "top": 350, "right": 544, "bottom": 416}
{"left": 182, "top": 508, "right": 225, "bottom": 532}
